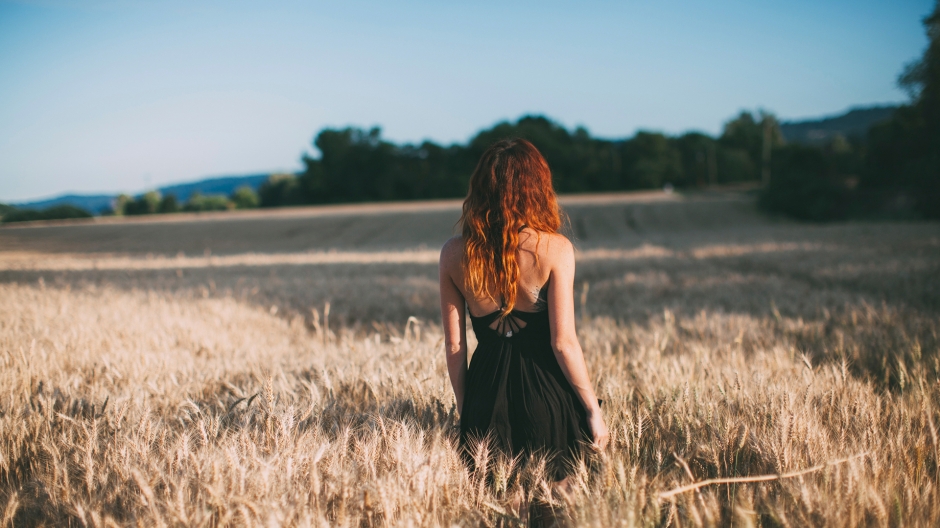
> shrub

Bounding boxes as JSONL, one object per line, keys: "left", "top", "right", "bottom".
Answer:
{"left": 259, "top": 174, "right": 305, "bottom": 207}
{"left": 184, "top": 193, "right": 233, "bottom": 212}
{"left": 158, "top": 195, "right": 180, "bottom": 213}
{"left": 759, "top": 145, "right": 851, "bottom": 221}
{"left": 1, "top": 209, "right": 45, "bottom": 223}
{"left": 123, "top": 191, "right": 162, "bottom": 215}
{"left": 2, "top": 204, "right": 93, "bottom": 223}
{"left": 230, "top": 186, "right": 260, "bottom": 209}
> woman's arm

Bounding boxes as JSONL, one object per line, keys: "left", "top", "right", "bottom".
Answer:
{"left": 439, "top": 237, "right": 468, "bottom": 415}
{"left": 546, "top": 236, "right": 610, "bottom": 449}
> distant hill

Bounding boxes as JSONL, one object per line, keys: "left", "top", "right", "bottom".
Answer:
{"left": 10, "top": 173, "right": 272, "bottom": 215}
{"left": 779, "top": 105, "right": 898, "bottom": 145}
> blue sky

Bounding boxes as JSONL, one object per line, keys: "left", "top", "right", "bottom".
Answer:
{"left": 0, "top": 0, "right": 933, "bottom": 202}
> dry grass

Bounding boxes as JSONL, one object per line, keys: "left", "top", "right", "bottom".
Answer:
{"left": 1, "top": 192, "right": 939, "bottom": 526}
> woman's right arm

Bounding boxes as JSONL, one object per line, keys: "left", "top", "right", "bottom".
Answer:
{"left": 546, "top": 236, "right": 610, "bottom": 449}
{"left": 439, "top": 237, "right": 468, "bottom": 415}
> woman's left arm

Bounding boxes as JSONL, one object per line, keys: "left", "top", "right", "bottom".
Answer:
{"left": 546, "top": 235, "right": 609, "bottom": 449}
{"left": 439, "top": 238, "right": 468, "bottom": 415}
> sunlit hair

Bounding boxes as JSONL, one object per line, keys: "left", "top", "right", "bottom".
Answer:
{"left": 459, "top": 139, "right": 561, "bottom": 317}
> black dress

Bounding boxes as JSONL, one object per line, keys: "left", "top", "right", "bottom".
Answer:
{"left": 459, "top": 308, "right": 592, "bottom": 481}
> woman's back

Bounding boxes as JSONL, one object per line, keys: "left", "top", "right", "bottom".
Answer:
{"left": 440, "top": 228, "right": 565, "bottom": 318}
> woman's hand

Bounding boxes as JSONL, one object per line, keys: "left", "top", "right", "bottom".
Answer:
{"left": 586, "top": 410, "right": 610, "bottom": 450}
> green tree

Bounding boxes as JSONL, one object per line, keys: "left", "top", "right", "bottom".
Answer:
{"left": 230, "top": 186, "right": 260, "bottom": 209}
{"left": 158, "top": 194, "right": 180, "bottom": 213}
{"left": 113, "top": 194, "right": 131, "bottom": 215}
{"left": 467, "top": 115, "right": 622, "bottom": 193}
{"left": 184, "top": 193, "right": 232, "bottom": 212}
{"left": 298, "top": 157, "right": 329, "bottom": 203}
{"left": 313, "top": 127, "right": 416, "bottom": 202}
{"left": 720, "top": 111, "right": 762, "bottom": 158}
{"left": 866, "top": 1, "right": 940, "bottom": 217}
{"left": 719, "top": 111, "right": 784, "bottom": 183}
{"left": 619, "top": 132, "right": 683, "bottom": 189}
{"left": 899, "top": 1, "right": 940, "bottom": 124}
{"left": 0, "top": 203, "right": 15, "bottom": 220}
{"left": 759, "top": 145, "right": 850, "bottom": 221}
{"left": 124, "top": 191, "right": 162, "bottom": 215}
{"left": 674, "top": 133, "right": 717, "bottom": 187}
{"left": 259, "top": 174, "right": 305, "bottom": 207}
{"left": 717, "top": 148, "right": 756, "bottom": 183}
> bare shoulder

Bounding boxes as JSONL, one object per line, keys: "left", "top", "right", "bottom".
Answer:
{"left": 439, "top": 235, "right": 464, "bottom": 269}
{"left": 537, "top": 232, "right": 574, "bottom": 267}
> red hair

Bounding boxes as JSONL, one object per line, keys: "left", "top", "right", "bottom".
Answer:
{"left": 460, "top": 139, "right": 562, "bottom": 316}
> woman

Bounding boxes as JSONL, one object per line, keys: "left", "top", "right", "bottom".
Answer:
{"left": 439, "top": 138, "right": 609, "bottom": 485}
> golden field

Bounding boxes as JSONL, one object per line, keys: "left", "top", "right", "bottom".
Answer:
{"left": 1, "top": 191, "right": 938, "bottom": 526}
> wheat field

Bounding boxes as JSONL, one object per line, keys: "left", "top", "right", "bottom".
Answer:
{"left": 1, "top": 191, "right": 939, "bottom": 527}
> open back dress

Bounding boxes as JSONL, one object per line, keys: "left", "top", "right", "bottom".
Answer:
{"left": 459, "top": 307, "right": 592, "bottom": 480}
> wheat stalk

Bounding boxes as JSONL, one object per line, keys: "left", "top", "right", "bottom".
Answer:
{"left": 659, "top": 452, "right": 870, "bottom": 499}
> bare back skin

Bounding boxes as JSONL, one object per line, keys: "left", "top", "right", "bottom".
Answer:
{"left": 451, "top": 229, "right": 553, "bottom": 314}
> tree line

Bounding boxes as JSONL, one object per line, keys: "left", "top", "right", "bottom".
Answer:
{"left": 112, "top": 187, "right": 260, "bottom": 215}
{"left": 257, "top": 112, "right": 783, "bottom": 209}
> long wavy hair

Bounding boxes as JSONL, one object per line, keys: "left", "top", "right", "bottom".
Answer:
{"left": 460, "top": 139, "right": 562, "bottom": 316}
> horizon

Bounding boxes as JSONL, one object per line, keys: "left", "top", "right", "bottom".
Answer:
{"left": 6, "top": 103, "right": 902, "bottom": 206}
{"left": 1, "top": 0, "right": 933, "bottom": 202}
